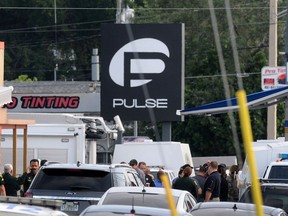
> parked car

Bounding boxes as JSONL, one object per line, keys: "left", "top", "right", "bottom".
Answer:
{"left": 191, "top": 202, "right": 287, "bottom": 216}
{"left": 149, "top": 167, "right": 176, "bottom": 185}
{"left": 239, "top": 181, "right": 288, "bottom": 213}
{"left": 0, "top": 196, "right": 68, "bottom": 216}
{"left": 97, "top": 186, "right": 197, "bottom": 215}
{"left": 80, "top": 204, "right": 192, "bottom": 216}
{"left": 24, "top": 163, "right": 144, "bottom": 215}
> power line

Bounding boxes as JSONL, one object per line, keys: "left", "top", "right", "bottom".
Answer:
{"left": 185, "top": 72, "right": 260, "bottom": 79}
{"left": 0, "top": 6, "right": 279, "bottom": 10}
{"left": 0, "top": 20, "right": 113, "bottom": 33}
{"left": 6, "top": 34, "right": 100, "bottom": 48}
{"left": 0, "top": 7, "right": 117, "bottom": 10}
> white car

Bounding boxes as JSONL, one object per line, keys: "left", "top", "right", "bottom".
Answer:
{"left": 149, "top": 167, "right": 176, "bottom": 185}
{"left": 97, "top": 186, "right": 197, "bottom": 215}
{"left": 0, "top": 196, "right": 68, "bottom": 216}
{"left": 0, "top": 202, "right": 68, "bottom": 216}
{"left": 80, "top": 204, "right": 192, "bottom": 216}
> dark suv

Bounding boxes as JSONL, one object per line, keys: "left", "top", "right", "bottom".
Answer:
{"left": 24, "top": 163, "right": 144, "bottom": 215}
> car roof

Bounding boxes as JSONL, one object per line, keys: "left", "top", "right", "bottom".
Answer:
{"left": 80, "top": 204, "right": 191, "bottom": 216}
{"left": 101, "top": 186, "right": 188, "bottom": 196}
{"left": 0, "top": 202, "right": 68, "bottom": 216}
{"left": 268, "top": 161, "right": 288, "bottom": 166}
{"left": 41, "top": 163, "right": 132, "bottom": 171}
{"left": 81, "top": 205, "right": 171, "bottom": 216}
{"left": 247, "top": 181, "right": 288, "bottom": 187}
{"left": 191, "top": 202, "right": 285, "bottom": 216}
{"left": 149, "top": 167, "right": 174, "bottom": 171}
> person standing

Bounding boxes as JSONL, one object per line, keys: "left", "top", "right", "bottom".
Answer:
{"left": 192, "top": 165, "right": 207, "bottom": 202}
{"left": 203, "top": 161, "right": 221, "bottom": 202}
{"left": 2, "top": 164, "right": 28, "bottom": 196}
{"left": 172, "top": 166, "right": 199, "bottom": 199}
{"left": 227, "top": 165, "right": 239, "bottom": 201}
{"left": 138, "top": 162, "right": 155, "bottom": 187}
{"left": 129, "top": 159, "right": 146, "bottom": 184}
{"left": 22, "top": 159, "right": 40, "bottom": 195}
{"left": 172, "top": 164, "right": 193, "bottom": 184}
{"left": 154, "top": 170, "right": 165, "bottom": 187}
{"left": 218, "top": 163, "right": 228, "bottom": 201}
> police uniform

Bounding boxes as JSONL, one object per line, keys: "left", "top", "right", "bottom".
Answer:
{"left": 203, "top": 171, "right": 221, "bottom": 201}
{"left": 23, "top": 172, "right": 36, "bottom": 194}
{"left": 3, "top": 172, "right": 27, "bottom": 196}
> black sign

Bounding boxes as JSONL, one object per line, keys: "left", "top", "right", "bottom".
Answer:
{"left": 101, "top": 24, "right": 184, "bottom": 121}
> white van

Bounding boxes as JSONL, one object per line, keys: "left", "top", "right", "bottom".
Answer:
{"left": 112, "top": 141, "right": 194, "bottom": 177}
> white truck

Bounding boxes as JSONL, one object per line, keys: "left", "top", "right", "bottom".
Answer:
{"left": 1, "top": 113, "right": 121, "bottom": 175}
{"left": 238, "top": 137, "right": 288, "bottom": 196}
{"left": 112, "top": 141, "right": 194, "bottom": 177}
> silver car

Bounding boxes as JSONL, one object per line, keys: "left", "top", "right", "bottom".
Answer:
{"left": 239, "top": 181, "right": 288, "bottom": 213}
{"left": 97, "top": 186, "right": 197, "bottom": 215}
{"left": 80, "top": 205, "right": 192, "bottom": 216}
{"left": 191, "top": 202, "right": 287, "bottom": 216}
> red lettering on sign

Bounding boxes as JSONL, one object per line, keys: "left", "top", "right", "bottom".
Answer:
{"left": 18, "top": 96, "right": 80, "bottom": 109}
{"left": 4, "top": 97, "right": 18, "bottom": 109}
{"left": 264, "top": 78, "right": 274, "bottom": 85}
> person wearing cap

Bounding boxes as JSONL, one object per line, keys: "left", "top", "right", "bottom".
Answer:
{"left": 227, "top": 164, "right": 239, "bottom": 201}
{"left": 172, "top": 164, "right": 192, "bottom": 184}
{"left": 172, "top": 166, "right": 198, "bottom": 199}
{"left": 129, "top": 159, "right": 145, "bottom": 184}
{"left": 218, "top": 163, "right": 228, "bottom": 201}
{"left": 203, "top": 161, "right": 221, "bottom": 202}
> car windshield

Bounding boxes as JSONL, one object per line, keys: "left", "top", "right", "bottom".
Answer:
{"left": 101, "top": 192, "right": 178, "bottom": 209}
{"left": 268, "top": 166, "right": 288, "bottom": 179}
{"left": 31, "top": 168, "right": 113, "bottom": 192}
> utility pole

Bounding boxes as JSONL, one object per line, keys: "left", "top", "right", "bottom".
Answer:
{"left": 267, "top": 0, "right": 277, "bottom": 139}
{"left": 54, "top": 0, "right": 58, "bottom": 81}
{"left": 285, "top": 1, "right": 288, "bottom": 141}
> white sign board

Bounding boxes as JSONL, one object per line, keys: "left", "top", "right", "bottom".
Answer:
{"left": 261, "top": 66, "right": 286, "bottom": 90}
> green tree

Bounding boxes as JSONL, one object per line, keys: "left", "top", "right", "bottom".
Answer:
{"left": 1, "top": 0, "right": 287, "bottom": 160}
{"left": 15, "top": 74, "right": 38, "bottom": 82}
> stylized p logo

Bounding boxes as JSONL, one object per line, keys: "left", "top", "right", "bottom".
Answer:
{"left": 109, "top": 38, "right": 170, "bottom": 87}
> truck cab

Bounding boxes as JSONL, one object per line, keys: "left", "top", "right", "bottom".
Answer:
{"left": 263, "top": 160, "right": 288, "bottom": 180}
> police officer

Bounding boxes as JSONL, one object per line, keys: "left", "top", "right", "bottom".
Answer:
{"left": 22, "top": 159, "right": 40, "bottom": 195}
{"left": 203, "top": 161, "right": 221, "bottom": 202}
{"left": 2, "top": 164, "right": 28, "bottom": 196}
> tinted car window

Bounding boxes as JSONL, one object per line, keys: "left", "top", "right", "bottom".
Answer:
{"left": 31, "top": 168, "right": 112, "bottom": 192}
{"left": 269, "top": 166, "right": 288, "bottom": 179}
{"left": 102, "top": 192, "right": 178, "bottom": 209}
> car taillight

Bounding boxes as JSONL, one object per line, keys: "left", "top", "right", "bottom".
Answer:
{"left": 23, "top": 192, "right": 33, "bottom": 197}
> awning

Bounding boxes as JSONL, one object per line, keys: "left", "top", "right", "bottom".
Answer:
{"left": 0, "top": 86, "right": 13, "bottom": 106}
{"left": 177, "top": 86, "right": 288, "bottom": 116}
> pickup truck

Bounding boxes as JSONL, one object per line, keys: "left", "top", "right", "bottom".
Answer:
{"left": 263, "top": 161, "right": 288, "bottom": 179}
